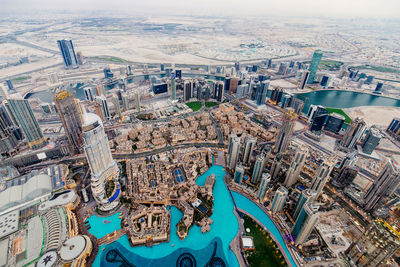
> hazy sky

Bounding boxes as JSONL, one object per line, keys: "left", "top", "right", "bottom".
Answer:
{"left": 2, "top": 0, "right": 400, "bottom": 18}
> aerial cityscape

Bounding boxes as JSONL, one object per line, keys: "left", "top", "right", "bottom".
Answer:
{"left": 0, "top": 1, "right": 400, "bottom": 266}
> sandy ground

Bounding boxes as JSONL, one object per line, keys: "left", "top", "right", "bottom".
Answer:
{"left": 343, "top": 106, "right": 400, "bottom": 127}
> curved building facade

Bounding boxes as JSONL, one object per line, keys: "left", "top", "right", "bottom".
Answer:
{"left": 83, "top": 112, "right": 120, "bottom": 211}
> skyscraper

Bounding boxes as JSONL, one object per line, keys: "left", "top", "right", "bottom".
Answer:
{"left": 57, "top": 40, "right": 78, "bottom": 69}
{"left": 251, "top": 153, "right": 265, "bottom": 184}
{"left": 228, "top": 135, "right": 241, "bottom": 170}
{"left": 270, "top": 153, "right": 282, "bottom": 182}
{"left": 271, "top": 186, "right": 288, "bottom": 213}
{"left": 255, "top": 81, "right": 269, "bottom": 105}
{"left": 83, "top": 112, "right": 120, "bottom": 211}
{"left": 257, "top": 173, "right": 271, "bottom": 201}
{"left": 284, "top": 147, "right": 308, "bottom": 187}
{"left": 5, "top": 95, "right": 46, "bottom": 149}
{"left": 291, "top": 203, "right": 319, "bottom": 245}
{"left": 340, "top": 117, "right": 366, "bottom": 150}
{"left": 361, "top": 126, "right": 382, "bottom": 155}
{"left": 274, "top": 108, "right": 298, "bottom": 154}
{"left": 171, "top": 78, "right": 176, "bottom": 101}
{"left": 345, "top": 220, "right": 400, "bottom": 267}
{"left": 234, "top": 165, "right": 245, "bottom": 184}
{"left": 112, "top": 94, "right": 121, "bottom": 118}
{"left": 307, "top": 50, "right": 323, "bottom": 84}
{"left": 84, "top": 87, "right": 95, "bottom": 101}
{"left": 95, "top": 96, "right": 111, "bottom": 121}
{"left": 183, "top": 80, "right": 193, "bottom": 101}
{"left": 54, "top": 90, "right": 83, "bottom": 154}
{"left": 214, "top": 82, "right": 224, "bottom": 102}
{"left": 364, "top": 159, "right": 400, "bottom": 212}
{"left": 5, "top": 80, "right": 14, "bottom": 91}
{"left": 293, "top": 189, "right": 317, "bottom": 221}
{"left": 299, "top": 71, "right": 309, "bottom": 89}
{"left": 332, "top": 166, "right": 358, "bottom": 190}
{"left": 324, "top": 113, "right": 345, "bottom": 134}
{"left": 121, "top": 92, "right": 129, "bottom": 111}
{"left": 136, "top": 93, "right": 140, "bottom": 112}
{"left": 0, "top": 104, "right": 19, "bottom": 156}
{"left": 338, "top": 150, "right": 358, "bottom": 171}
{"left": 311, "top": 162, "right": 333, "bottom": 198}
{"left": 242, "top": 137, "right": 256, "bottom": 165}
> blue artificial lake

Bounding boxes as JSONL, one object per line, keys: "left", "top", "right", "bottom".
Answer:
{"left": 295, "top": 89, "right": 400, "bottom": 113}
{"left": 91, "top": 164, "right": 240, "bottom": 267}
{"left": 88, "top": 164, "right": 298, "bottom": 267}
{"left": 232, "top": 191, "right": 298, "bottom": 267}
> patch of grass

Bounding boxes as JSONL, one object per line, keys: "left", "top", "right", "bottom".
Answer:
{"left": 355, "top": 65, "right": 400, "bottom": 74}
{"left": 243, "top": 215, "right": 287, "bottom": 267}
{"left": 325, "top": 107, "right": 352, "bottom": 124}
{"left": 205, "top": 101, "right": 219, "bottom": 108}
{"left": 11, "top": 76, "right": 31, "bottom": 82}
{"left": 90, "top": 55, "right": 130, "bottom": 63}
{"left": 303, "top": 60, "right": 343, "bottom": 71}
{"left": 186, "top": 101, "right": 202, "bottom": 111}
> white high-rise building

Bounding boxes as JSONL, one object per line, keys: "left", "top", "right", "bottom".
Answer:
{"left": 121, "top": 92, "right": 129, "bottom": 111}
{"left": 257, "top": 173, "right": 271, "bottom": 200}
{"left": 274, "top": 108, "right": 297, "bottom": 154}
{"left": 251, "top": 154, "right": 265, "bottom": 184}
{"left": 112, "top": 94, "right": 121, "bottom": 118}
{"left": 364, "top": 159, "right": 400, "bottom": 212}
{"left": 95, "top": 95, "right": 111, "bottom": 121}
{"left": 83, "top": 112, "right": 120, "bottom": 211}
{"left": 234, "top": 164, "right": 245, "bottom": 184}
{"left": 242, "top": 137, "right": 256, "bottom": 165}
{"left": 228, "top": 135, "right": 241, "bottom": 170}
{"left": 271, "top": 186, "right": 288, "bottom": 213}
{"left": 284, "top": 147, "right": 308, "bottom": 187}
{"left": 292, "top": 203, "right": 319, "bottom": 245}
{"left": 311, "top": 162, "right": 333, "bottom": 198}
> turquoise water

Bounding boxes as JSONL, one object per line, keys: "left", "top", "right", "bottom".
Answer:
{"left": 93, "top": 164, "right": 240, "bottom": 267}
{"left": 296, "top": 89, "right": 400, "bottom": 113}
{"left": 86, "top": 213, "right": 122, "bottom": 239}
{"left": 232, "top": 191, "right": 297, "bottom": 267}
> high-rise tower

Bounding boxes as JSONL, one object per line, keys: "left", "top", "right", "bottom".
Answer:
{"left": 5, "top": 95, "right": 46, "bottom": 149}
{"left": 364, "top": 159, "right": 400, "bottom": 212}
{"left": 274, "top": 108, "right": 298, "bottom": 154}
{"left": 307, "top": 50, "right": 322, "bottom": 84}
{"left": 291, "top": 203, "right": 319, "bottom": 245}
{"left": 171, "top": 78, "right": 176, "bottom": 101}
{"left": 340, "top": 117, "right": 366, "bottom": 150}
{"left": 284, "top": 146, "right": 308, "bottom": 187}
{"left": 271, "top": 186, "right": 288, "bottom": 213}
{"left": 228, "top": 134, "right": 241, "bottom": 170}
{"left": 54, "top": 90, "right": 83, "bottom": 154}
{"left": 234, "top": 165, "right": 245, "bottom": 184}
{"left": 293, "top": 189, "right": 317, "bottom": 221}
{"left": 311, "top": 162, "right": 333, "bottom": 198}
{"left": 57, "top": 40, "right": 78, "bottom": 69}
{"left": 83, "top": 112, "right": 120, "bottom": 211}
{"left": 257, "top": 173, "right": 271, "bottom": 201}
{"left": 0, "top": 104, "right": 19, "bottom": 156}
{"left": 95, "top": 96, "right": 111, "bottom": 121}
{"left": 242, "top": 137, "right": 256, "bottom": 165}
{"left": 251, "top": 153, "right": 265, "bottom": 184}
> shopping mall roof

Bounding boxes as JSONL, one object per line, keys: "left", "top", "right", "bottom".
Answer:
{"left": 59, "top": 235, "right": 87, "bottom": 261}
{"left": 0, "top": 210, "right": 19, "bottom": 239}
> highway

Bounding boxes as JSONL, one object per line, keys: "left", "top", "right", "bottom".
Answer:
{"left": 19, "top": 142, "right": 225, "bottom": 172}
